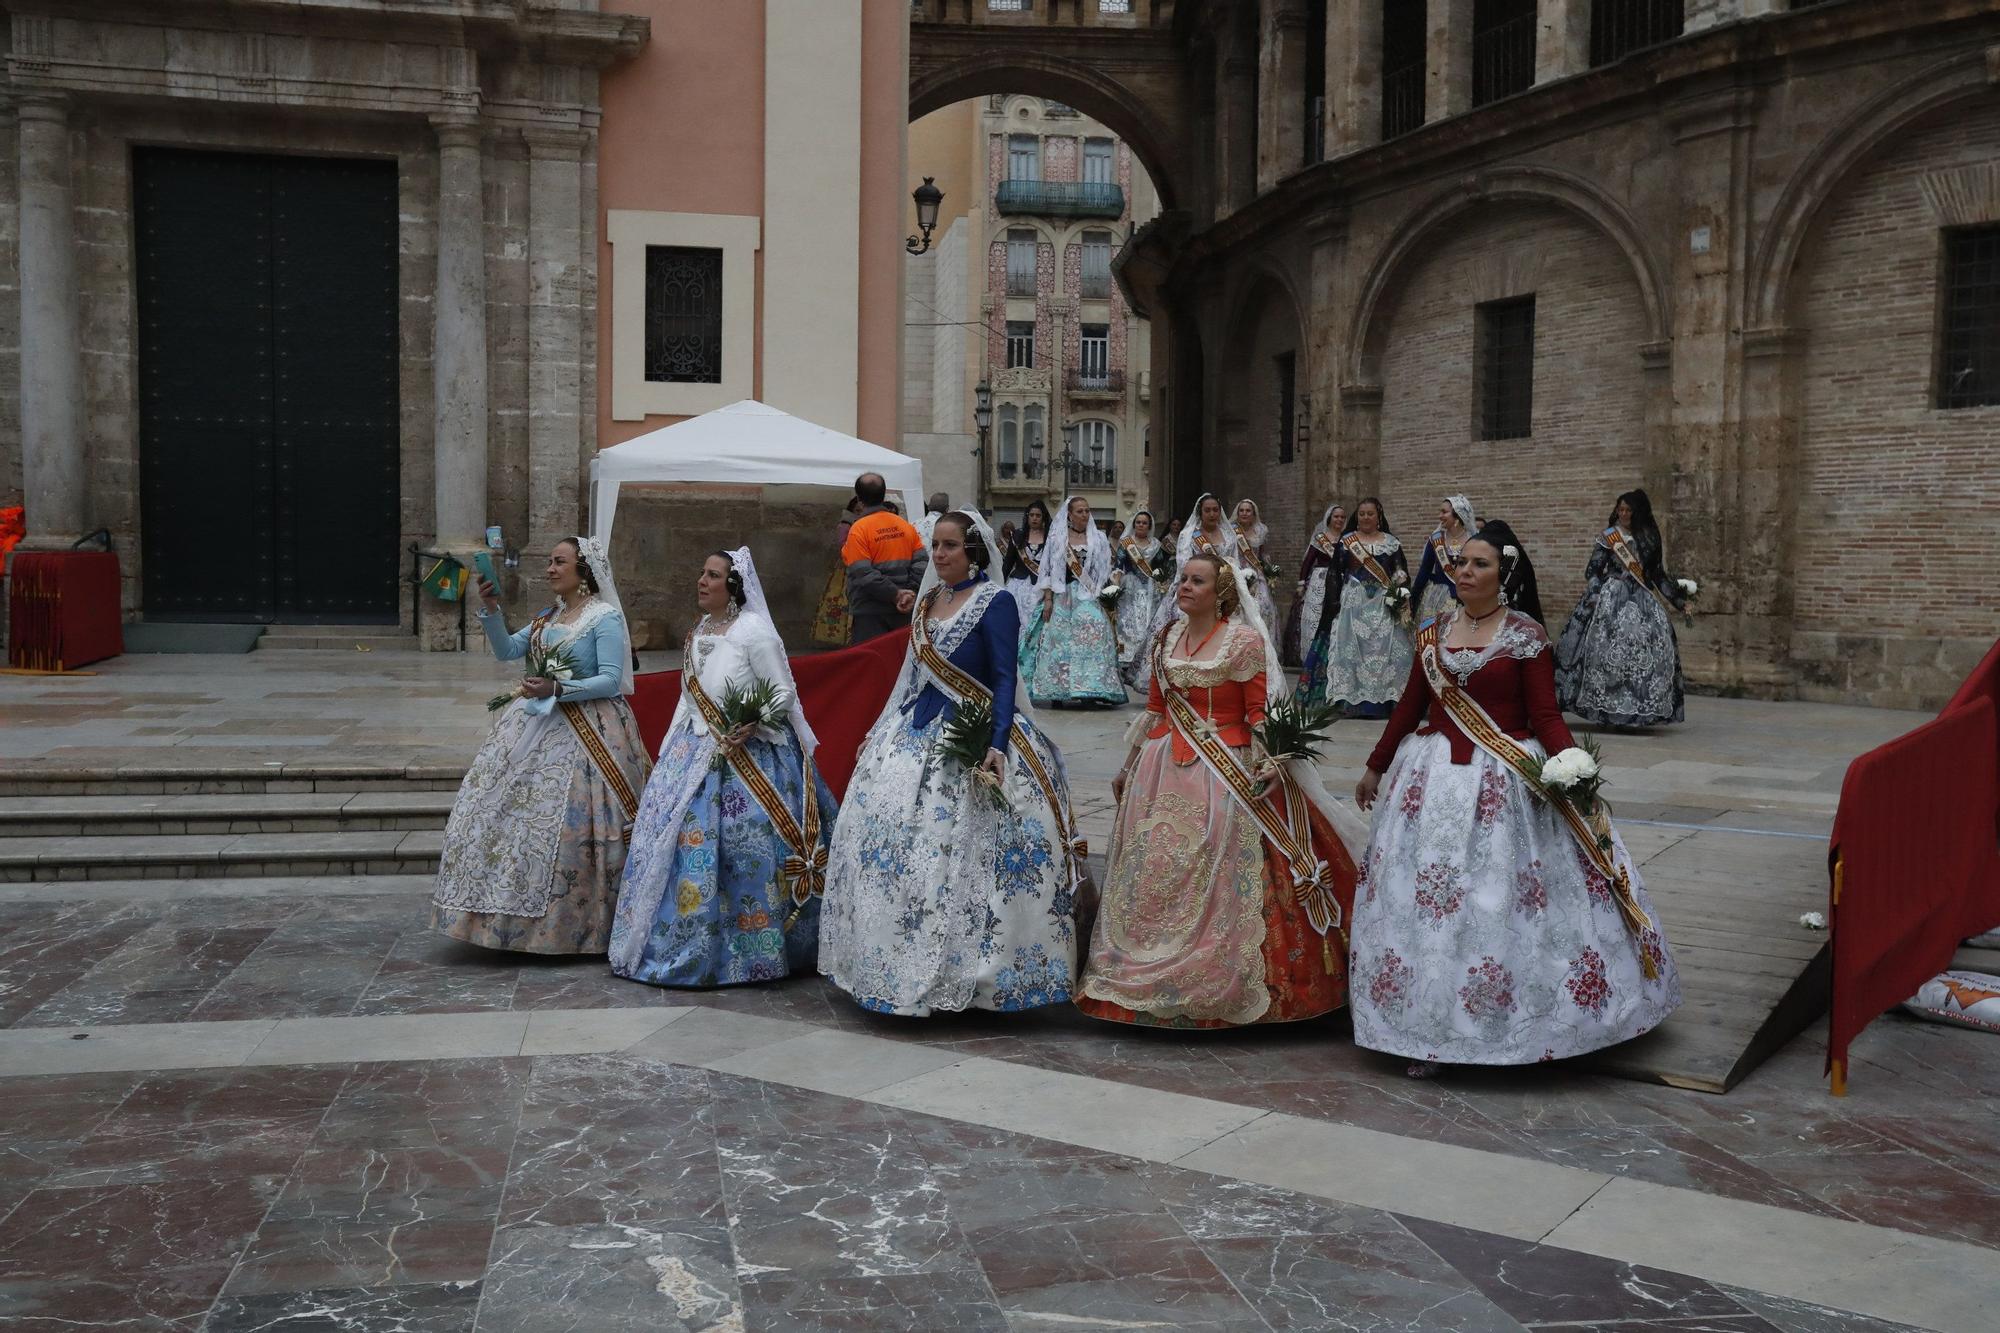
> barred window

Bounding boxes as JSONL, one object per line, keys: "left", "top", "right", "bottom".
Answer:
{"left": 643, "top": 246, "right": 723, "bottom": 384}
{"left": 1072, "top": 420, "right": 1116, "bottom": 487}
{"left": 1079, "top": 325, "right": 1110, "bottom": 385}
{"left": 1080, "top": 231, "right": 1114, "bottom": 299}
{"left": 1473, "top": 0, "right": 1537, "bottom": 107}
{"left": 989, "top": 0, "right": 1028, "bottom": 11}
{"left": 1381, "top": 0, "right": 1427, "bottom": 140}
{"left": 1940, "top": 225, "right": 2000, "bottom": 410}
{"left": 1006, "top": 229, "right": 1038, "bottom": 297}
{"left": 1590, "top": 0, "right": 1682, "bottom": 67}
{"left": 1098, "top": 0, "right": 1131, "bottom": 13}
{"left": 1006, "top": 320, "right": 1035, "bottom": 369}
{"left": 1476, "top": 296, "right": 1535, "bottom": 440}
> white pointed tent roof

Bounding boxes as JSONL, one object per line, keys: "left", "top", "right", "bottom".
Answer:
{"left": 588, "top": 400, "right": 925, "bottom": 543}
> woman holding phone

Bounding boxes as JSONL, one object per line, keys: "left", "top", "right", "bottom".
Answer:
{"left": 432, "top": 537, "right": 651, "bottom": 954}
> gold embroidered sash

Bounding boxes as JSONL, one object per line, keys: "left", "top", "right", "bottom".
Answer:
{"left": 911, "top": 588, "right": 1089, "bottom": 895}
{"left": 1414, "top": 621, "right": 1657, "bottom": 976}
{"left": 1341, "top": 533, "right": 1396, "bottom": 588}
{"left": 1125, "top": 541, "right": 1171, "bottom": 586}
{"left": 1016, "top": 542, "right": 1042, "bottom": 579}
{"left": 556, "top": 703, "right": 642, "bottom": 842}
{"left": 1311, "top": 531, "right": 1340, "bottom": 560}
{"left": 1603, "top": 527, "right": 1677, "bottom": 618}
{"left": 1150, "top": 631, "right": 1349, "bottom": 971}
{"left": 682, "top": 672, "right": 825, "bottom": 907}
{"left": 1066, "top": 545, "right": 1086, "bottom": 580}
{"left": 1428, "top": 530, "right": 1462, "bottom": 581}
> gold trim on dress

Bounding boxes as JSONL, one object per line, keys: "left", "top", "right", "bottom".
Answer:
{"left": 683, "top": 673, "right": 825, "bottom": 910}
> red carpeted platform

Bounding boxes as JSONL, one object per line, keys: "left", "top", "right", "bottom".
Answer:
{"left": 630, "top": 627, "right": 909, "bottom": 801}
{"left": 6, "top": 551, "right": 124, "bottom": 672}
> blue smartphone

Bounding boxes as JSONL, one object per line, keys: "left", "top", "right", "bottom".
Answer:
{"left": 472, "top": 549, "right": 499, "bottom": 595}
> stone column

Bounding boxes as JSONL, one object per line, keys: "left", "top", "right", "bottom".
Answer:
{"left": 1257, "top": 0, "right": 1309, "bottom": 194}
{"left": 15, "top": 95, "right": 85, "bottom": 550}
{"left": 523, "top": 126, "right": 587, "bottom": 555}
{"left": 431, "top": 116, "right": 489, "bottom": 553}
{"left": 1428, "top": 0, "right": 1474, "bottom": 123}
{"left": 1214, "top": 16, "right": 1257, "bottom": 219}
{"left": 1536, "top": 0, "right": 1592, "bottom": 83}
{"left": 1326, "top": 0, "right": 1382, "bottom": 156}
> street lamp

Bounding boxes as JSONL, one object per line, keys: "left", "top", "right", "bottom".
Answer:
{"left": 972, "top": 378, "right": 993, "bottom": 507}
{"left": 906, "top": 177, "right": 943, "bottom": 255}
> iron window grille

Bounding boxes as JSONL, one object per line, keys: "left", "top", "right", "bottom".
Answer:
{"left": 1098, "top": 0, "right": 1132, "bottom": 13}
{"left": 1381, "top": 0, "right": 1427, "bottom": 141}
{"left": 1276, "top": 351, "right": 1296, "bottom": 463}
{"left": 1590, "top": 0, "right": 1682, "bottom": 67}
{"left": 1005, "top": 320, "right": 1035, "bottom": 369}
{"left": 1006, "top": 230, "right": 1038, "bottom": 297}
{"left": 1081, "top": 232, "right": 1114, "bottom": 299}
{"left": 643, "top": 246, "right": 723, "bottom": 384}
{"left": 1476, "top": 296, "right": 1536, "bottom": 440}
{"left": 1473, "top": 0, "right": 1538, "bottom": 106}
{"left": 989, "top": 0, "right": 1028, "bottom": 11}
{"left": 1078, "top": 325, "right": 1111, "bottom": 386}
{"left": 1940, "top": 224, "right": 2000, "bottom": 410}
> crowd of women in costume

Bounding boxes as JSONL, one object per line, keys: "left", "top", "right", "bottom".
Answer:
{"left": 433, "top": 484, "right": 1692, "bottom": 1074}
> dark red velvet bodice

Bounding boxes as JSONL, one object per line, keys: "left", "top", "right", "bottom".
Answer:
{"left": 1366, "top": 630, "right": 1576, "bottom": 773}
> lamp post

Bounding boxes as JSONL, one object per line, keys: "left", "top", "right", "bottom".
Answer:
{"left": 973, "top": 377, "right": 993, "bottom": 510}
{"left": 906, "top": 177, "right": 943, "bottom": 256}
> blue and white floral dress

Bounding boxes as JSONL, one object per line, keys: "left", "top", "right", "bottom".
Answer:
{"left": 609, "top": 611, "right": 834, "bottom": 988}
{"left": 819, "top": 579, "right": 1081, "bottom": 1016}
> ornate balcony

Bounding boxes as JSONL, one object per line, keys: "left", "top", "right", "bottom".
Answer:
{"left": 1064, "top": 367, "right": 1124, "bottom": 398}
{"left": 995, "top": 179, "right": 1125, "bottom": 219}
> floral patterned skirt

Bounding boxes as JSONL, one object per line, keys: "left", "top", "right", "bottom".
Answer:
{"left": 1077, "top": 737, "right": 1354, "bottom": 1028}
{"left": 609, "top": 725, "right": 833, "bottom": 988}
{"left": 819, "top": 710, "right": 1079, "bottom": 1016}
{"left": 1348, "top": 733, "right": 1682, "bottom": 1065}
{"left": 1028, "top": 591, "right": 1126, "bottom": 707}
{"left": 432, "top": 698, "right": 651, "bottom": 955}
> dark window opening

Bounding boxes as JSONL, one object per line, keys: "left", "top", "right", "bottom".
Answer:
{"left": 1381, "top": 0, "right": 1428, "bottom": 140}
{"left": 1590, "top": 0, "right": 1682, "bottom": 67}
{"left": 1276, "top": 351, "right": 1297, "bottom": 463}
{"left": 644, "top": 246, "right": 723, "bottom": 384}
{"left": 1940, "top": 224, "right": 2000, "bottom": 410}
{"left": 1476, "top": 295, "right": 1535, "bottom": 440}
{"left": 1473, "top": 0, "right": 1538, "bottom": 106}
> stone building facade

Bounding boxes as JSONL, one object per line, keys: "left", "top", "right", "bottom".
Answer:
{"left": 0, "top": 0, "right": 642, "bottom": 645}
{"left": 912, "top": 0, "right": 2000, "bottom": 707}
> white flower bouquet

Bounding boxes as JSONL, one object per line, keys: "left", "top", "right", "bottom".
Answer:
{"left": 1382, "top": 584, "right": 1414, "bottom": 628}
{"left": 487, "top": 640, "right": 578, "bottom": 711}
{"left": 1672, "top": 577, "right": 1698, "bottom": 626}
{"left": 1525, "top": 736, "right": 1612, "bottom": 851}
{"left": 1098, "top": 580, "right": 1123, "bottom": 607}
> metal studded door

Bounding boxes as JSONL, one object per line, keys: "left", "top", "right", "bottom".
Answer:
{"left": 137, "top": 149, "right": 399, "bottom": 622}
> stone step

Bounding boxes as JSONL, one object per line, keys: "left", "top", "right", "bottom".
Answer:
{"left": 256, "top": 632, "right": 419, "bottom": 652}
{"left": 0, "top": 791, "right": 456, "bottom": 838}
{"left": 0, "top": 764, "right": 465, "bottom": 798}
{"left": 0, "top": 829, "right": 444, "bottom": 884}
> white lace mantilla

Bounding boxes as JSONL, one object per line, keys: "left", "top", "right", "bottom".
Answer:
{"left": 1436, "top": 610, "right": 1549, "bottom": 685}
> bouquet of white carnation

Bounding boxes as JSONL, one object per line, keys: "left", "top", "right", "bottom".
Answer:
{"left": 1098, "top": 580, "right": 1123, "bottom": 607}
{"left": 1672, "top": 577, "right": 1698, "bottom": 627}
{"left": 1525, "top": 736, "right": 1612, "bottom": 851}
{"left": 1382, "top": 584, "right": 1414, "bottom": 628}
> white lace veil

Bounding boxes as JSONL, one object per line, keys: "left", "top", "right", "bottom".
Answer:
{"left": 1309, "top": 503, "right": 1344, "bottom": 544}
{"left": 726, "top": 545, "right": 816, "bottom": 754}
{"left": 1036, "top": 495, "right": 1111, "bottom": 596}
{"left": 1445, "top": 494, "right": 1477, "bottom": 535}
{"left": 1177, "top": 492, "right": 1239, "bottom": 565}
{"left": 572, "top": 534, "right": 633, "bottom": 694}
{"left": 1233, "top": 497, "right": 1269, "bottom": 550}
{"left": 1127, "top": 509, "right": 1161, "bottom": 558}
{"left": 904, "top": 508, "right": 1045, "bottom": 732}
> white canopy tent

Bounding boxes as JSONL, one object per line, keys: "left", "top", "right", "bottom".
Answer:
{"left": 588, "top": 400, "right": 925, "bottom": 545}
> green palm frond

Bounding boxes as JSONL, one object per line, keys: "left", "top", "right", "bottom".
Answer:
{"left": 1256, "top": 694, "right": 1341, "bottom": 764}
{"left": 935, "top": 698, "right": 996, "bottom": 771}
{"left": 718, "top": 678, "right": 786, "bottom": 731}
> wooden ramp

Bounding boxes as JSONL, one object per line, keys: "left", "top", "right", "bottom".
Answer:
{"left": 1584, "top": 821, "right": 1832, "bottom": 1093}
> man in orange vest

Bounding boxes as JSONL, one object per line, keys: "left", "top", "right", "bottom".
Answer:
{"left": 842, "top": 473, "right": 928, "bottom": 642}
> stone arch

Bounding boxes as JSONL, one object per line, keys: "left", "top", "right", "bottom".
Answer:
{"left": 1751, "top": 50, "right": 1995, "bottom": 331}
{"left": 1345, "top": 166, "right": 1669, "bottom": 387}
{"left": 910, "top": 51, "right": 1185, "bottom": 211}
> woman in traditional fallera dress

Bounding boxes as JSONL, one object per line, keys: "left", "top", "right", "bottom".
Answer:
{"left": 609, "top": 549, "right": 833, "bottom": 988}
{"left": 1555, "top": 489, "right": 1689, "bottom": 728}
{"left": 1309, "top": 498, "right": 1413, "bottom": 718}
{"left": 1079, "top": 553, "right": 1367, "bottom": 1028}
{"left": 1349, "top": 524, "right": 1681, "bottom": 1074}
{"left": 1413, "top": 495, "right": 1477, "bottom": 626}
{"left": 1232, "top": 498, "right": 1283, "bottom": 638}
{"left": 1285, "top": 503, "right": 1343, "bottom": 670}
{"left": 819, "top": 510, "right": 1088, "bottom": 1016}
{"left": 1002, "top": 499, "right": 1051, "bottom": 649}
{"left": 1029, "top": 495, "right": 1127, "bottom": 708}
{"left": 1113, "top": 510, "right": 1173, "bottom": 694}
{"left": 434, "top": 537, "right": 651, "bottom": 954}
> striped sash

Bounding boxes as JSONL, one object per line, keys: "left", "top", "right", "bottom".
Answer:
{"left": 1603, "top": 527, "right": 1677, "bottom": 618}
{"left": 682, "top": 673, "right": 825, "bottom": 907}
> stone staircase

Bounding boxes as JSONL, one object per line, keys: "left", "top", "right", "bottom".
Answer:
{"left": 0, "top": 763, "right": 462, "bottom": 885}
{"left": 256, "top": 624, "right": 419, "bottom": 652}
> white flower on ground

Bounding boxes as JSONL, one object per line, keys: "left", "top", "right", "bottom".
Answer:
{"left": 1541, "top": 747, "right": 1599, "bottom": 788}
{"left": 1799, "top": 911, "right": 1827, "bottom": 930}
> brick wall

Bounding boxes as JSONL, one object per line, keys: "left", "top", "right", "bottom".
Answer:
{"left": 1374, "top": 203, "right": 1652, "bottom": 617}
{"left": 1792, "top": 99, "right": 2000, "bottom": 704}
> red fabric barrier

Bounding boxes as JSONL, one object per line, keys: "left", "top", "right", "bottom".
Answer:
{"left": 6, "top": 551, "right": 123, "bottom": 671}
{"left": 630, "top": 627, "right": 909, "bottom": 801}
{"left": 1827, "top": 692, "right": 2000, "bottom": 1091}
{"left": 1943, "top": 638, "right": 2000, "bottom": 833}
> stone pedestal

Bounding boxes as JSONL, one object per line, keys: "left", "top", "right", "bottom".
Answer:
{"left": 16, "top": 95, "right": 85, "bottom": 551}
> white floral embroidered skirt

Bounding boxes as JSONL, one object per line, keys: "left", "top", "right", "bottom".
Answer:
{"left": 818, "top": 711, "right": 1078, "bottom": 1016}
{"left": 1348, "top": 733, "right": 1682, "bottom": 1065}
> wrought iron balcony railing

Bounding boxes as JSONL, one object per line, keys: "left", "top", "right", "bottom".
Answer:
{"left": 995, "top": 179, "right": 1125, "bottom": 219}
{"left": 1065, "top": 368, "right": 1124, "bottom": 396}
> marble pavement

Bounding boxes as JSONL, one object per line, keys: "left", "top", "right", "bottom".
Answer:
{"left": 2, "top": 650, "right": 1997, "bottom": 1331}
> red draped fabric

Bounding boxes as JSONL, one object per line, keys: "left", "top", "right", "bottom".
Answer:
{"left": 629, "top": 627, "right": 909, "bottom": 801}
{"left": 6, "top": 551, "right": 123, "bottom": 671}
{"left": 1827, "top": 636, "right": 2000, "bottom": 1091}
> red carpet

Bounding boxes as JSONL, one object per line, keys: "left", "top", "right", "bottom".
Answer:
{"left": 630, "top": 627, "right": 909, "bottom": 800}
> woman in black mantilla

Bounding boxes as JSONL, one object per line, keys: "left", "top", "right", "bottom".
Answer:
{"left": 1555, "top": 489, "right": 1689, "bottom": 729}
